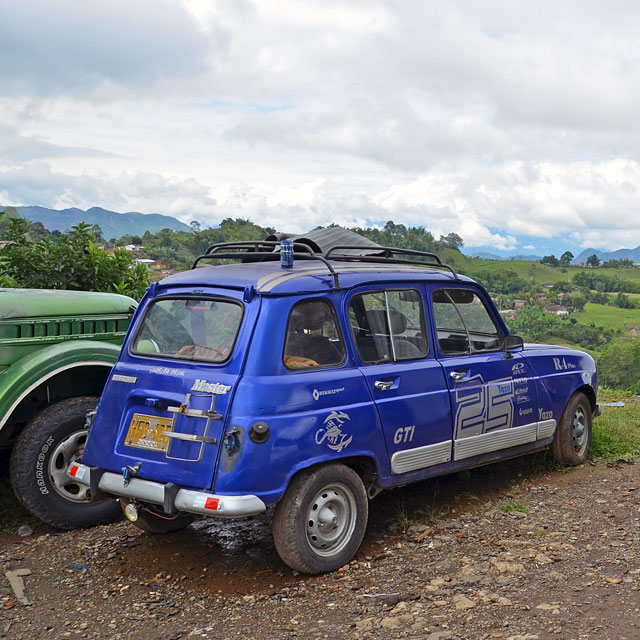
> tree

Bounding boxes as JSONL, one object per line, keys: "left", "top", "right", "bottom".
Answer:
{"left": 0, "top": 219, "right": 149, "bottom": 299}
{"left": 586, "top": 254, "right": 600, "bottom": 268}
{"left": 614, "top": 292, "right": 634, "bottom": 309}
{"left": 559, "top": 251, "right": 574, "bottom": 267}
{"left": 540, "top": 255, "right": 559, "bottom": 267}
{"left": 439, "top": 232, "right": 464, "bottom": 250}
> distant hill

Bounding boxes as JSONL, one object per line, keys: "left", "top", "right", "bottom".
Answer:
{"left": 469, "top": 251, "right": 502, "bottom": 260}
{"left": 4, "top": 205, "right": 190, "bottom": 239}
{"left": 573, "top": 246, "right": 640, "bottom": 265}
{"left": 512, "top": 254, "right": 543, "bottom": 262}
{"left": 468, "top": 251, "right": 543, "bottom": 262}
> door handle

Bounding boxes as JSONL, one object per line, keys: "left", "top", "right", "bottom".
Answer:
{"left": 374, "top": 380, "right": 394, "bottom": 391}
{"left": 449, "top": 371, "right": 468, "bottom": 382}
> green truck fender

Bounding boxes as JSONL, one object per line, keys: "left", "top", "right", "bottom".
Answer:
{"left": 0, "top": 339, "right": 121, "bottom": 432}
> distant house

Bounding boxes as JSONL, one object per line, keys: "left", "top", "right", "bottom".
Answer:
{"left": 542, "top": 282, "right": 555, "bottom": 289}
{"left": 0, "top": 240, "right": 15, "bottom": 249}
{"left": 513, "top": 299, "right": 527, "bottom": 310}
{"left": 625, "top": 325, "right": 640, "bottom": 336}
{"left": 534, "top": 292, "right": 548, "bottom": 302}
{"left": 500, "top": 309, "right": 518, "bottom": 320}
{"left": 545, "top": 305, "right": 569, "bottom": 316}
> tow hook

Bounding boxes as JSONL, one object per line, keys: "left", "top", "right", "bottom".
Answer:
{"left": 121, "top": 462, "right": 141, "bottom": 487}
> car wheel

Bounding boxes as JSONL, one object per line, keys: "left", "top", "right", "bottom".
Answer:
{"left": 121, "top": 500, "right": 194, "bottom": 534}
{"left": 272, "top": 464, "right": 368, "bottom": 574}
{"left": 10, "top": 396, "right": 122, "bottom": 529}
{"left": 551, "top": 392, "right": 592, "bottom": 466}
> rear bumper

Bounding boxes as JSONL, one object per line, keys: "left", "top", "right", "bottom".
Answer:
{"left": 67, "top": 463, "right": 266, "bottom": 518}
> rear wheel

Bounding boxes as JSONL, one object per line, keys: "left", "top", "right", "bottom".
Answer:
{"left": 121, "top": 500, "right": 194, "bottom": 533}
{"left": 552, "top": 392, "right": 592, "bottom": 465}
{"left": 10, "top": 396, "right": 122, "bottom": 529}
{"left": 272, "top": 464, "right": 368, "bottom": 574}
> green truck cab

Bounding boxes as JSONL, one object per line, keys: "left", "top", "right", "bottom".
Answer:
{"left": 1, "top": 288, "right": 136, "bottom": 528}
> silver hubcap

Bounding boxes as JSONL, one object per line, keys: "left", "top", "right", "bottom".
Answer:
{"left": 48, "top": 430, "right": 92, "bottom": 502}
{"left": 306, "top": 483, "right": 357, "bottom": 557}
{"left": 572, "top": 407, "right": 588, "bottom": 456}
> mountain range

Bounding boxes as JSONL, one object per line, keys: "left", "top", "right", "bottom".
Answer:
{"left": 573, "top": 246, "right": 640, "bottom": 265}
{"left": 2, "top": 205, "right": 190, "bottom": 239}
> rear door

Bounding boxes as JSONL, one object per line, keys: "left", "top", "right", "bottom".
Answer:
{"left": 348, "top": 287, "right": 453, "bottom": 476}
{"left": 430, "top": 286, "right": 539, "bottom": 462}
{"left": 85, "top": 290, "right": 253, "bottom": 490}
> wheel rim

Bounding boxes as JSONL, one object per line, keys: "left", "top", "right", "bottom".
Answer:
{"left": 306, "top": 482, "right": 357, "bottom": 557}
{"left": 572, "top": 406, "right": 588, "bottom": 456}
{"left": 48, "top": 430, "right": 93, "bottom": 503}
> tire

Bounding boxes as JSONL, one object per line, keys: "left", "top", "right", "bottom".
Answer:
{"left": 272, "top": 464, "right": 368, "bottom": 574}
{"left": 551, "top": 392, "right": 592, "bottom": 466}
{"left": 122, "top": 500, "right": 194, "bottom": 534}
{"left": 9, "top": 396, "right": 121, "bottom": 529}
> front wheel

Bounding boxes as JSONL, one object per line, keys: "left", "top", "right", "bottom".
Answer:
{"left": 10, "top": 396, "right": 122, "bottom": 529}
{"left": 551, "top": 392, "right": 593, "bottom": 466}
{"left": 272, "top": 464, "right": 368, "bottom": 574}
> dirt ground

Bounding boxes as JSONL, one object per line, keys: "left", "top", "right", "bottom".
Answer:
{"left": 1, "top": 456, "right": 639, "bottom": 640}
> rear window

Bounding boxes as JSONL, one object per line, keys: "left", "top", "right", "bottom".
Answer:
{"left": 131, "top": 297, "right": 243, "bottom": 363}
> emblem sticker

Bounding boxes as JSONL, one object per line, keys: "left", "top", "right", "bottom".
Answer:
{"left": 191, "top": 379, "right": 232, "bottom": 394}
{"left": 315, "top": 411, "right": 353, "bottom": 452}
{"left": 112, "top": 374, "right": 137, "bottom": 384}
{"left": 312, "top": 387, "right": 345, "bottom": 401}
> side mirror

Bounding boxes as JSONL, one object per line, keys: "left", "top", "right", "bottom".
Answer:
{"left": 504, "top": 334, "right": 524, "bottom": 351}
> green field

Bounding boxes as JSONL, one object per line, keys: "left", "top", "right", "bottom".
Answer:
{"left": 465, "top": 258, "right": 640, "bottom": 289}
{"left": 573, "top": 302, "right": 640, "bottom": 331}
{"left": 464, "top": 257, "right": 567, "bottom": 284}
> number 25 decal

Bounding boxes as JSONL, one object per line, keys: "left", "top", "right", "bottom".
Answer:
{"left": 454, "top": 375, "right": 514, "bottom": 440}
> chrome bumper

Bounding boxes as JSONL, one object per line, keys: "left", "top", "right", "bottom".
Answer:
{"left": 67, "top": 463, "right": 266, "bottom": 518}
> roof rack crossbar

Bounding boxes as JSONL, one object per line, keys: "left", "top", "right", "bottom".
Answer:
{"left": 191, "top": 241, "right": 341, "bottom": 288}
{"left": 324, "top": 245, "right": 459, "bottom": 279}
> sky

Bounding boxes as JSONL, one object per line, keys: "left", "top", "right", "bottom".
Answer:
{"left": 2, "top": 0, "right": 640, "bottom": 257}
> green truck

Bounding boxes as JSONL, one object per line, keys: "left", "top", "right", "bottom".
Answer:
{"left": 1, "top": 288, "right": 137, "bottom": 528}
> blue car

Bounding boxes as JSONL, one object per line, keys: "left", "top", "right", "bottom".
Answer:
{"left": 69, "top": 234, "right": 598, "bottom": 574}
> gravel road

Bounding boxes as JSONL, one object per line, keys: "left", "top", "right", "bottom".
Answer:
{"left": 1, "top": 456, "right": 639, "bottom": 640}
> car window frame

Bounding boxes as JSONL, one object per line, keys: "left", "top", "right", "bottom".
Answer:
{"left": 431, "top": 287, "right": 505, "bottom": 357}
{"left": 348, "top": 287, "right": 430, "bottom": 365}
{"left": 282, "top": 297, "right": 347, "bottom": 372}
{"left": 129, "top": 294, "right": 245, "bottom": 365}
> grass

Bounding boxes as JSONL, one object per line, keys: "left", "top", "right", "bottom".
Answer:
{"left": 495, "top": 499, "right": 528, "bottom": 514}
{"left": 591, "top": 392, "right": 640, "bottom": 459}
{"left": 0, "top": 477, "right": 41, "bottom": 534}
{"left": 573, "top": 303, "right": 640, "bottom": 332}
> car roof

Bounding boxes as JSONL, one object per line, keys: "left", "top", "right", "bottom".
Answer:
{"left": 159, "top": 260, "right": 475, "bottom": 295}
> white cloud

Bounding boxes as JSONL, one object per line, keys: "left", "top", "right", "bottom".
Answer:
{"left": 2, "top": 1, "right": 640, "bottom": 254}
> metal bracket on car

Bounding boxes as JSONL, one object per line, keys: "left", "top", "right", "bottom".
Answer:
{"left": 163, "top": 394, "right": 220, "bottom": 462}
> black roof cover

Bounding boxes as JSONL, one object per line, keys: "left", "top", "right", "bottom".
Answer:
{"left": 265, "top": 227, "right": 382, "bottom": 256}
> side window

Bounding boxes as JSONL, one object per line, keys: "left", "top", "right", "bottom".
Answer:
{"left": 283, "top": 299, "right": 346, "bottom": 370}
{"left": 432, "top": 288, "right": 502, "bottom": 355}
{"left": 349, "top": 289, "right": 428, "bottom": 363}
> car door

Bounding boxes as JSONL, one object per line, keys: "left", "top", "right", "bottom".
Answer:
{"left": 430, "top": 286, "right": 539, "bottom": 462}
{"left": 348, "top": 287, "right": 453, "bottom": 476}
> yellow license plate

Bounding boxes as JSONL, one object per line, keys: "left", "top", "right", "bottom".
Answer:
{"left": 124, "top": 413, "right": 172, "bottom": 452}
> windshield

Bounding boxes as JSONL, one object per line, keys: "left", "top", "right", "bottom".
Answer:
{"left": 131, "top": 297, "right": 243, "bottom": 363}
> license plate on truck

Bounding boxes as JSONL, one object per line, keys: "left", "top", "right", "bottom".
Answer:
{"left": 125, "top": 414, "right": 172, "bottom": 452}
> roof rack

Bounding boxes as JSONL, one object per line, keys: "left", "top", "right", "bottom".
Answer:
{"left": 191, "top": 241, "right": 341, "bottom": 287}
{"left": 324, "top": 245, "right": 459, "bottom": 280}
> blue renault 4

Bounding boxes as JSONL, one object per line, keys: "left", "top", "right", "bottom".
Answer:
{"left": 69, "top": 230, "right": 598, "bottom": 573}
